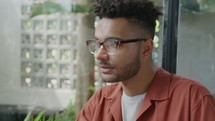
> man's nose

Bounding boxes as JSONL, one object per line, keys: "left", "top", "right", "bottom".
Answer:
{"left": 94, "top": 45, "right": 109, "bottom": 61}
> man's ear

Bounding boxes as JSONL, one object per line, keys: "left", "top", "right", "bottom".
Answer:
{"left": 142, "top": 39, "right": 153, "bottom": 56}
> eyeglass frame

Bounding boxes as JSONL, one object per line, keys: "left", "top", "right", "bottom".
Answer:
{"left": 86, "top": 38, "right": 147, "bottom": 55}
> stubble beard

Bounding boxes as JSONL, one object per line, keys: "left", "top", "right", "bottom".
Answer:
{"left": 101, "top": 49, "right": 141, "bottom": 83}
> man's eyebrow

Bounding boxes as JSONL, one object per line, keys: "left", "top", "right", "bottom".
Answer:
{"left": 94, "top": 36, "right": 123, "bottom": 41}
{"left": 105, "top": 37, "right": 121, "bottom": 40}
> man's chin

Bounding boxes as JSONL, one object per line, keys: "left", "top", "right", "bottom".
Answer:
{"left": 101, "top": 77, "right": 120, "bottom": 83}
{"left": 103, "top": 80, "right": 119, "bottom": 83}
{"left": 100, "top": 73, "right": 120, "bottom": 83}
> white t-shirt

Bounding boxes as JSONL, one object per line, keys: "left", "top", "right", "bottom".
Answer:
{"left": 121, "top": 91, "right": 146, "bottom": 121}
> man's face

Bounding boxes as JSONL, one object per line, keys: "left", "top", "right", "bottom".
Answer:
{"left": 95, "top": 18, "right": 144, "bottom": 83}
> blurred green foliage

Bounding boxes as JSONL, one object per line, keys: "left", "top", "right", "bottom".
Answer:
{"left": 24, "top": 102, "right": 76, "bottom": 121}
{"left": 71, "top": 4, "right": 93, "bottom": 13}
{"left": 31, "top": 1, "right": 66, "bottom": 17}
{"left": 31, "top": 1, "right": 93, "bottom": 18}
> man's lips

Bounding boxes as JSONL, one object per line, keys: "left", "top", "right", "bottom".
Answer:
{"left": 99, "top": 65, "right": 114, "bottom": 73}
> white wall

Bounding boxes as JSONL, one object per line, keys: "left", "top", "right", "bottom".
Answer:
{"left": 0, "top": 0, "right": 21, "bottom": 87}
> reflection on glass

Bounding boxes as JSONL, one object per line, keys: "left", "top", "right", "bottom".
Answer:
{"left": 73, "top": 64, "right": 77, "bottom": 75}
{"left": 46, "top": 78, "right": 58, "bottom": 88}
{"left": 152, "top": 19, "right": 162, "bottom": 67}
{"left": 34, "top": 34, "right": 45, "bottom": 45}
{"left": 21, "top": 5, "right": 31, "bottom": 15}
{"left": 60, "top": 78, "right": 71, "bottom": 89}
{"left": 20, "top": 1, "right": 78, "bottom": 90}
{"left": 155, "top": 20, "right": 160, "bottom": 33}
{"left": 21, "top": 62, "right": 31, "bottom": 73}
{"left": 47, "top": 48, "right": 58, "bottom": 59}
{"left": 47, "top": 20, "right": 57, "bottom": 30}
{"left": 73, "top": 19, "right": 78, "bottom": 32}
{"left": 177, "top": 0, "right": 215, "bottom": 93}
{"left": 47, "top": 35, "right": 58, "bottom": 45}
{"left": 22, "top": 20, "right": 32, "bottom": 30}
{"left": 73, "top": 49, "right": 77, "bottom": 60}
{"left": 182, "top": 0, "right": 215, "bottom": 13}
{"left": 60, "top": 64, "right": 70, "bottom": 74}
{"left": 21, "top": 76, "right": 32, "bottom": 87}
{"left": 153, "top": 35, "right": 160, "bottom": 48}
{"left": 21, "top": 62, "right": 32, "bottom": 73}
{"left": 152, "top": 52, "right": 159, "bottom": 65}
{"left": 60, "top": 49, "right": 71, "bottom": 60}
{"left": 33, "top": 62, "right": 43, "bottom": 73}
{"left": 22, "top": 34, "right": 31, "bottom": 44}
{"left": 34, "top": 48, "right": 44, "bottom": 59}
{"left": 32, "top": 76, "right": 44, "bottom": 87}
{"left": 21, "top": 48, "right": 31, "bottom": 59}
{"left": 47, "top": 63, "right": 58, "bottom": 74}
{"left": 60, "top": 35, "right": 72, "bottom": 45}
{"left": 61, "top": 20, "right": 72, "bottom": 31}
{"left": 34, "top": 20, "right": 44, "bottom": 31}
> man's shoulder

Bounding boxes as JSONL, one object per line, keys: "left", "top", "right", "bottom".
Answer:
{"left": 170, "top": 74, "right": 212, "bottom": 99}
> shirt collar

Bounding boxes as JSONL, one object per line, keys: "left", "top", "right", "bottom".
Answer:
{"left": 146, "top": 68, "right": 172, "bottom": 101}
{"left": 104, "top": 68, "right": 172, "bottom": 101}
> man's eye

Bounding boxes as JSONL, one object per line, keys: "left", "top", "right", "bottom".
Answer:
{"left": 106, "top": 41, "right": 115, "bottom": 46}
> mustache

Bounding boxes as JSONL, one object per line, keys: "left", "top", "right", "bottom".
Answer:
{"left": 97, "top": 60, "right": 112, "bottom": 66}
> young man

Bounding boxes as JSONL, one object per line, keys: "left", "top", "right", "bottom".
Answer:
{"left": 76, "top": 0, "right": 215, "bottom": 121}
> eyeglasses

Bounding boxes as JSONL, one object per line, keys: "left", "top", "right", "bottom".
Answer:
{"left": 86, "top": 38, "right": 147, "bottom": 55}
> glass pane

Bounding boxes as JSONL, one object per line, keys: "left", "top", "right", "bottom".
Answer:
{"left": 21, "top": 5, "right": 31, "bottom": 15}
{"left": 60, "top": 49, "right": 71, "bottom": 60}
{"left": 47, "top": 35, "right": 58, "bottom": 45}
{"left": 33, "top": 34, "right": 45, "bottom": 45}
{"left": 60, "top": 34, "right": 72, "bottom": 45}
{"left": 33, "top": 62, "right": 43, "bottom": 74}
{"left": 33, "top": 20, "right": 44, "bottom": 31}
{"left": 60, "top": 78, "right": 72, "bottom": 89}
{"left": 21, "top": 62, "right": 32, "bottom": 73}
{"left": 21, "top": 34, "right": 31, "bottom": 45}
{"left": 153, "top": 0, "right": 164, "bottom": 67}
{"left": 33, "top": 48, "right": 44, "bottom": 59}
{"left": 47, "top": 48, "right": 58, "bottom": 60}
{"left": 61, "top": 20, "right": 72, "bottom": 31}
{"left": 1, "top": 0, "right": 76, "bottom": 120}
{"left": 60, "top": 64, "right": 71, "bottom": 75}
{"left": 22, "top": 20, "right": 32, "bottom": 30}
{"left": 21, "top": 48, "right": 31, "bottom": 59}
{"left": 47, "top": 63, "right": 58, "bottom": 75}
{"left": 32, "top": 76, "right": 45, "bottom": 87}
{"left": 47, "top": 20, "right": 58, "bottom": 31}
{"left": 21, "top": 76, "right": 32, "bottom": 87}
{"left": 46, "top": 78, "right": 58, "bottom": 88}
{"left": 177, "top": 0, "right": 215, "bottom": 94}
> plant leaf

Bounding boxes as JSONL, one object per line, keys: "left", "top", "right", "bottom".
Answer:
{"left": 24, "top": 111, "right": 32, "bottom": 121}
{"left": 33, "top": 110, "right": 46, "bottom": 121}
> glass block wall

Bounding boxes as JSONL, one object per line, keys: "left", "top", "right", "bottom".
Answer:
{"left": 152, "top": 20, "right": 162, "bottom": 67}
{"left": 20, "top": 0, "right": 77, "bottom": 89}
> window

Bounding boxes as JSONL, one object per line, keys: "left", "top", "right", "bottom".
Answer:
{"left": 177, "top": 0, "right": 215, "bottom": 94}
{"left": 21, "top": 1, "right": 77, "bottom": 89}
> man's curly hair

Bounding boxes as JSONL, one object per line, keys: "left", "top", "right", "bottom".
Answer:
{"left": 94, "top": 0, "right": 163, "bottom": 38}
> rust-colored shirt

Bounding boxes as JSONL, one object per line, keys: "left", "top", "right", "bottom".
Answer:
{"left": 76, "top": 68, "right": 215, "bottom": 121}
